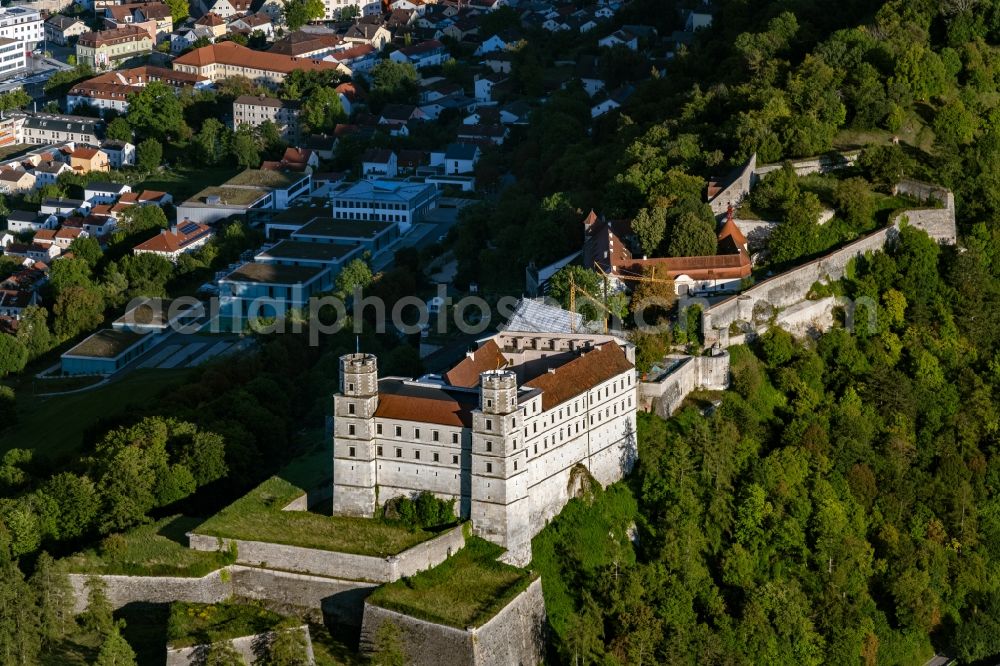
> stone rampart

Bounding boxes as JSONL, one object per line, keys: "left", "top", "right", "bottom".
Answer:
{"left": 754, "top": 151, "right": 859, "bottom": 178}
{"left": 66, "top": 570, "right": 232, "bottom": 614}
{"left": 188, "top": 524, "right": 465, "bottom": 583}
{"left": 166, "top": 625, "right": 315, "bottom": 666}
{"left": 709, "top": 154, "right": 756, "bottom": 215}
{"left": 359, "top": 578, "right": 546, "bottom": 666}
{"left": 701, "top": 227, "right": 894, "bottom": 344}
{"left": 892, "top": 179, "right": 957, "bottom": 244}
{"left": 639, "top": 352, "right": 730, "bottom": 417}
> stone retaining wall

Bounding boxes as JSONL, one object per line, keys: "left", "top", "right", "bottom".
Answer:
{"left": 66, "top": 567, "right": 375, "bottom": 626}
{"left": 639, "top": 352, "right": 730, "bottom": 417}
{"left": 359, "top": 578, "right": 546, "bottom": 666}
{"left": 166, "top": 625, "right": 315, "bottom": 666}
{"left": 188, "top": 524, "right": 466, "bottom": 583}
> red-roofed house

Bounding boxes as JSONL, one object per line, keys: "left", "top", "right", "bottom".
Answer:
{"left": 70, "top": 146, "right": 111, "bottom": 173}
{"left": 133, "top": 220, "right": 213, "bottom": 262}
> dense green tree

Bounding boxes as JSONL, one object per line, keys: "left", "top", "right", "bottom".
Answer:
{"left": 667, "top": 211, "right": 717, "bottom": 257}
{"left": 31, "top": 552, "right": 73, "bottom": 644}
{"left": 53, "top": 286, "right": 104, "bottom": 340}
{"left": 0, "top": 557, "right": 40, "bottom": 666}
{"left": 68, "top": 236, "right": 103, "bottom": 268}
{"left": 335, "top": 257, "right": 373, "bottom": 297}
{"left": 164, "top": 0, "right": 187, "bottom": 22}
{"left": 631, "top": 207, "right": 667, "bottom": 256}
{"left": 858, "top": 144, "right": 907, "bottom": 190}
{"left": 128, "top": 82, "right": 188, "bottom": 140}
{"left": 193, "top": 118, "right": 230, "bottom": 166}
{"left": 282, "top": 0, "right": 324, "bottom": 31}
{"left": 94, "top": 625, "right": 137, "bottom": 666}
{"left": 268, "top": 627, "right": 310, "bottom": 666}
{"left": 370, "top": 60, "right": 419, "bottom": 104}
{"left": 204, "top": 641, "right": 246, "bottom": 665}
{"left": 106, "top": 117, "right": 133, "bottom": 143}
{"left": 136, "top": 138, "right": 163, "bottom": 173}
{"left": 230, "top": 128, "right": 259, "bottom": 169}
{"left": 833, "top": 177, "right": 875, "bottom": 230}
{"left": 15, "top": 305, "right": 51, "bottom": 360}
{"left": 547, "top": 265, "right": 604, "bottom": 320}
{"left": 79, "top": 577, "right": 114, "bottom": 636}
{"left": 41, "top": 473, "right": 99, "bottom": 540}
{"left": 301, "top": 86, "right": 346, "bottom": 133}
{"left": 0, "top": 335, "right": 28, "bottom": 377}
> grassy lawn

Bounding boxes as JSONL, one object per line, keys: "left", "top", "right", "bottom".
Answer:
{"left": 0, "top": 368, "right": 190, "bottom": 460}
{"left": 194, "top": 476, "right": 436, "bottom": 557}
{"left": 137, "top": 164, "right": 242, "bottom": 203}
{"left": 167, "top": 601, "right": 296, "bottom": 648}
{"left": 367, "top": 537, "right": 535, "bottom": 628}
{"left": 57, "top": 515, "right": 235, "bottom": 577}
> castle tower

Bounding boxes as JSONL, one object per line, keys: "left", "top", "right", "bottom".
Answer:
{"left": 470, "top": 370, "right": 531, "bottom": 564}
{"left": 332, "top": 353, "right": 379, "bottom": 517}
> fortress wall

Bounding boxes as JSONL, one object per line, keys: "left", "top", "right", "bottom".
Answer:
{"left": 66, "top": 570, "right": 232, "bottom": 614}
{"left": 166, "top": 626, "right": 315, "bottom": 666}
{"left": 359, "top": 578, "right": 546, "bottom": 666}
{"left": 702, "top": 227, "right": 894, "bottom": 343}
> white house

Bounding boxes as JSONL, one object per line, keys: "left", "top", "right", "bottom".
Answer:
{"left": 85, "top": 181, "right": 131, "bottom": 205}
{"left": 361, "top": 148, "right": 398, "bottom": 180}
{"left": 684, "top": 10, "right": 713, "bottom": 31}
{"left": 598, "top": 29, "right": 638, "bottom": 51}
{"left": 133, "top": 220, "right": 213, "bottom": 262}
{"left": 474, "top": 34, "right": 509, "bottom": 56}
{"left": 388, "top": 39, "right": 447, "bottom": 69}
{"left": 5, "top": 211, "right": 57, "bottom": 234}
{"left": 32, "top": 161, "right": 72, "bottom": 187}
{"left": 474, "top": 72, "right": 507, "bottom": 102}
{"left": 101, "top": 140, "right": 136, "bottom": 168}
{"left": 442, "top": 143, "right": 480, "bottom": 175}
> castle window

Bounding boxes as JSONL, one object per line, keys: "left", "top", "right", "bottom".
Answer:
{"left": 395, "top": 426, "right": 402, "bottom": 437}
{"left": 377, "top": 446, "right": 383, "bottom": 456}
{"left": 395, "top": 447, "right": 402, "bottom": 458}
{"left": 485, "top": 419, "right": 493, "bottom": 431}
{"left": 486, "top": 441, "right": 492, "bottom": 452}
{"left": 628, "top": 396, "right": 632, "bottom": 407}
{"left": 486, "top": 462, "right": 492, "bottom": 473}
{"left": 433, "top": 431, "right": 440, "bottom": 442}
{"left": 414, "top": 428, "right": 421, "bottom": 439}
{"left": 348, "top": 383, "right": 354, "bottom": 392}
{"left": 533, "top": 423, "right": 537, "bottom": 434}
{"left": 452, "top": 433, "right": 459, "bottom": 444}
{"left": 452, "top": 455, "right": 458, "bottom": 464}
{"left": 434, "top": 452, "right": 439, "bottom": 462}
{"left": 486, "top": 398, "right": 493, "bottom": 408}
{"left": 348, "top": 403, "right": 355, "bottom": 415}
{"left": 524, "top": 428, "right": 528, "bottom": 438}
{"left": 415, "top": 450, "right": 420, "bottom": 460}
{"left": 534, "top": 444, "right": 537, "bottom": 454}
{"left": 376, "top": 424, "right": 382, "bottom": 435}
{"left": 512, "top": 418, "right": 516, "bottom": 427}
{"left": 348, "top": 424, "right": 356, "bottom": 436}
{"left": 349, "top": 446, "right": 356, "bottom": 457}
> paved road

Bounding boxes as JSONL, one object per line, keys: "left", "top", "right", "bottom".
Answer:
{"left": 922, "top": 655, "right": 953, "bottom": 666}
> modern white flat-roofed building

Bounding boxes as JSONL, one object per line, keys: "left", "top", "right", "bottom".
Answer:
{"left": 0, "top": 6, "right": 42, "bottom": 54}
{"left": 0, "top": 38, "right": 25, "bottom": 79}
{"left": 330, "top": 179, "right": 439, "bottom": 233}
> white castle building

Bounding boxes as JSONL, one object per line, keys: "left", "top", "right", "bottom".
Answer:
{"left": 332, "top": 331, "right": 639, "bottom": 564}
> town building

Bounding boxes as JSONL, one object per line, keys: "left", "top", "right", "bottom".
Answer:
{"left": 582, "top": 209, "right": 752, "bottom": 295}
{"left": 16, "top": 112, "right": 103, "bottom": 146}
{"left": 69, "top": 145, "right": 110, "bottom": 173}
{"left": 329, "top": 179, "right": 438, "bottom": 232}
{"left": 178, "top": 169, "right": 311, "bottom": 224}
{"left": 84, "top": 181, "right": 131, "bottom": 204}
{"left": 232, "top": 95, "right": 302, "bottom": 142}
{"left": 0, "top": 6, "right": 42, "bottom": 54}
{"left": 67, "top": 65, "right": 210, "bottom": 114}
{"left": 0, "top": 38, "right": 25, "bottom": 79}
{"left": 101, "top": 140, "right": 135, "bottom": 168}
{"left": 172, "top": 41, "right": 345, "bottom": 87}
{"left": 361, "top": 148, "right": 397, "bottom": 180}
{"left": 133, "top": 220, "right": 213, "bottom": 261}
{"left": 321, "top": 0, "right": 381, "bottom": 20}
{"left": 196, "top": 0, "right": 252, "bottom": 20}
{"left": 104, "top": 2, "right": 173, "bottom": 40}
{"left": 76, "top": 25, "right": 154, "bottom": 70}
{"left": 268, "top": 29, "right": 340, "bottom": 58}
{"left": 5, "top": 210, "right": 57, "bottom": 234}
{"left": 331, "top": 330, "right": 638, "bottom": 564}
{"left": 388, "top": 39, "right": 446, "bottom": 69}
{"left": 45, "top": 14, "right": 88, "bottom": 46}
{"left": 0, "top": 169, "right": 35, "bottom": 193}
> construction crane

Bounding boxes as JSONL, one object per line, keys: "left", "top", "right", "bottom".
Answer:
{"left": 568, "top": 274, "right": 611, "bottom": 334}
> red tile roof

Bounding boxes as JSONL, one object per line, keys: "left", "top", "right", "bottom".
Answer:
{"left": 133, "top": 221, "right": 212, "bottom": 254}
{"left": 374, "top": 378, "right": 477, "bottom": 427}
{"left": 173, "top": 41, "right": 343, "bottom": 75}
{"left": 524, "top": 342, "right": 633, "bottom": 411}
{"left": 444, "top": 339, "right": 507, "bottom": 388}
